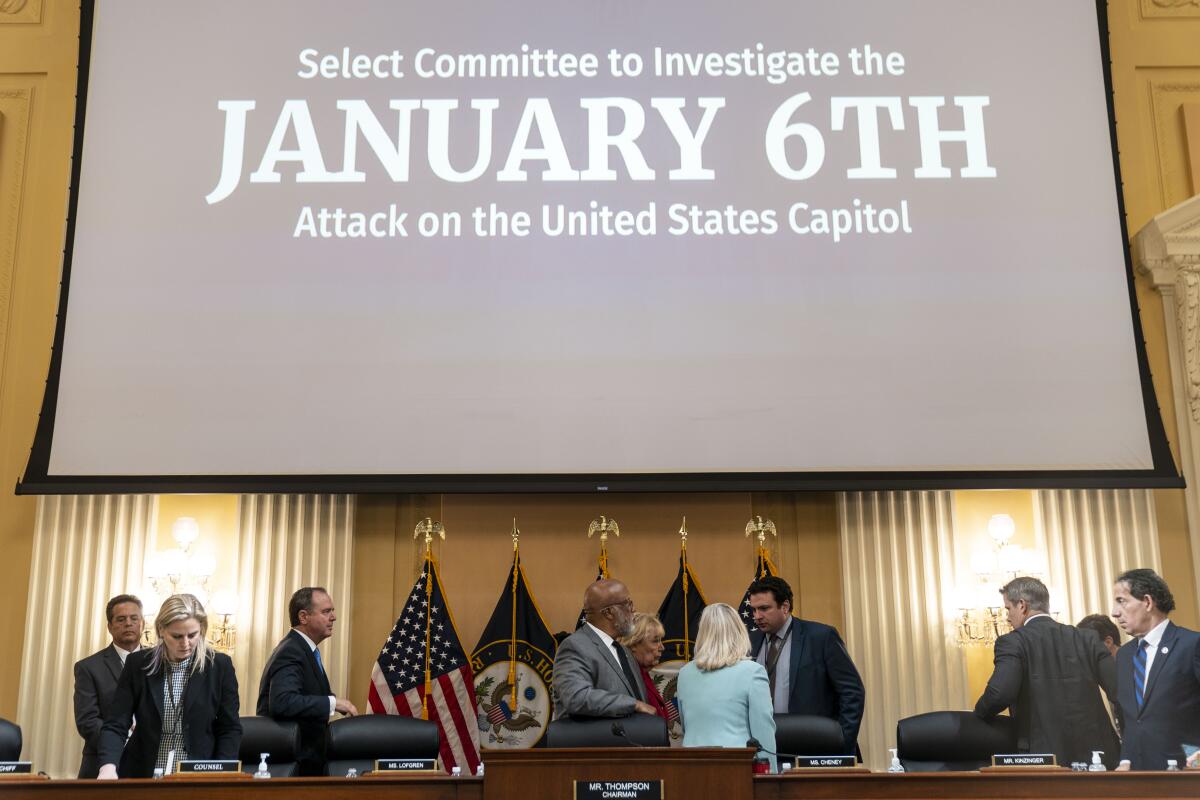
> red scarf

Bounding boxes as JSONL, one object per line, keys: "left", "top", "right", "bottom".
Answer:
{"left": 639, "top": 665, "right": 670, "bottom": 721}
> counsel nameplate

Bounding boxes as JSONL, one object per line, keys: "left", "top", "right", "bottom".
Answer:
{"left": 177, "top": 760, "right": 242, "bottom": 773}
{"left": 574, "top": 780, "right": 663, "bottom": 800}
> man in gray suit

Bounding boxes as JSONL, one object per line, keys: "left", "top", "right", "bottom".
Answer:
{"left": 73, "top": 594, "right": 144, "bottom": 778}
{"left": 553, "top": 579, "right": 656, "bottom": 719}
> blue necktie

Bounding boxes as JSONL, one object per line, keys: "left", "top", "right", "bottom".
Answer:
{"left": 314, "top": 647, "right": 325, "bottom": 676}
{"left": 1133, "top": 638, "right": 1149, "bottom": 710}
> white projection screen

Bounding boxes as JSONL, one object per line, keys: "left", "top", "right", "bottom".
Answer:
{"left": 20, "top": 0, "right": 1180, "bottom": 493}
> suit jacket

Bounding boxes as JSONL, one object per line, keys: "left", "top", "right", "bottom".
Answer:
{"left": 676, "top": 659, "right": 777, "bottom": 771}
{"left": 974, "top": 616, "right": 1120, "bottom": 768}
{"left": 749, "top": 617, "right": 865, "bottom": 753}
{"left": 257, "top": 630, "right": 333, "bottom": 776}
{"left": 1115, "top": 620, "right": 1200, "bottom": 770}
{"left": 97, "top": 649, "right": 241, "bottom": 778}
{"left": 552, "top": 624, "right": 646, "bottom": 719}
{"left": 73, "top": 645, "right": 128, "bottom": 778}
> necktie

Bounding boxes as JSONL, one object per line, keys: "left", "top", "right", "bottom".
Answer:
{"left": 314, "top": 646, "right": 325, "bottom": 676}
{"left": 766, "top": 634, "right": 784, "bottom": 698}
{"left": 614, "top": 644, "right": 641, "bottom": 700}
{"left": 1133, "top": 638, "right": 1149, "bottom": 710}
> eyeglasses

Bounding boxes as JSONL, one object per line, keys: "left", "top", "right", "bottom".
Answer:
{"left": 598, "top": 599, "right": 634, "bottom": 613}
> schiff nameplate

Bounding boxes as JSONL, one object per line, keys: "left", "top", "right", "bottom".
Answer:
{"left": 0, "top": 763, "right": 32, "bottom": 774}
{"left": 991, "top": 754, "right": 1057, "bottom": 767}
{"left": 374, "top": 758, "right": 439, "bottom": 772}
{"left": 574, "top": 780, "right": 663, "bottom": 800}
{"left": 177, "top": 760, "right": 241, "bottom": 773}
{"left": 790, "top": 755, "right": 857, "bottom": 769}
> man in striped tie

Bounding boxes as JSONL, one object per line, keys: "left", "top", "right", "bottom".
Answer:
{"left": 1111, "top": 569, "right": 1200, "bottom": 771}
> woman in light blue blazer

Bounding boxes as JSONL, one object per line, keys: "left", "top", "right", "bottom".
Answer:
{"left": 675, "top": 603, "right": 777, "bottom": 771}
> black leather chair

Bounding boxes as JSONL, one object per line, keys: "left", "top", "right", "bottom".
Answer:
{"left": 896, "top": 711, "right": 1017, "bottom": 771}
{"left": 546, "top": 715, "right": 669, "bottom": 748}
{"left": 238, "top": 716, "right": 301, "bottom": 777}
{"left": 774, "top": 714, "right": 846, "bottom": 758}
{"left": 0, "top": 718, "right": 19, "bottom": 761}
{"left": 325, "top": 715, "right": 439, "bottom": 776}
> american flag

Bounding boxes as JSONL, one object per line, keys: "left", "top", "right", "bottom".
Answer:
{"left": 738, "top": 551, "right": 778, "bottom": 633}
{"left": 367, "top": 556, "right": 482, "bottom": 774}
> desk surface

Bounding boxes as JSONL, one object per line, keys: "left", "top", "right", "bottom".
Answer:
{"left": 1, "top": 771, "right": 1199, "bottom": 800}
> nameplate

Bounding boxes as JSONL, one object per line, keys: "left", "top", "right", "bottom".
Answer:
{"left": 788, "top": 755, "right": 857, "bottom": 769}
{"left": 176, "top": 760, "right": 242, "bottom": 773}
{"left": 574, "top": 780, "right": 663, "bottom": 800}
{"left": 991, "top": 753, "right": 1057, "bottom": 767}
{"left": 0, "top": 763, "right": 32, "bottom": 774}
{"left": 374, "top": 758, "right": 439, "bottom": 772}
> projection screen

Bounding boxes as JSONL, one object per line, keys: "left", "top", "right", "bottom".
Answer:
{"left": 19, "top": 0, "right": 1179, "bottom": 492}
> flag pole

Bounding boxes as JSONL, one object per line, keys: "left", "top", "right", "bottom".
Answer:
{"left": 679, "top": 516, "right": 691, "bottom": 662}
{"left": 587, "top": 516, "right": 620, "bottom": 579}
{"left": 745, "top": 516, "right": 777, "bottom": 578}
{"left": 509, "top": 518, "right": 520, "bottom": 710}
{"left": 414, "top": 517, "right": 445, "bottom": 721}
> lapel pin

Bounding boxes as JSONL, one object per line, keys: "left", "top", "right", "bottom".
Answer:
{"left": 1161, "top": 647, "right": 1169, "bottom": 655}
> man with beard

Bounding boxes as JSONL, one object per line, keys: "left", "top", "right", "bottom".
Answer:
{"left": 552, "top": 579, "right": 656, "bottom": 719}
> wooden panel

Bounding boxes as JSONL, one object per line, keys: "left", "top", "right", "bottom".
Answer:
{"left": 0, "top": 84, "right": 32, "bottom": 408}
{"left": 484, "top": 747, "right": 752, "bottom": 800}
{"left": 1141, "top": 0, "right": 1200, "bottom": 20}
{"left": 1148, "top": 74, "right": 1200, "bottom": 209}
{"left": 0, "top": 0, "right": 43, "bottom": 25}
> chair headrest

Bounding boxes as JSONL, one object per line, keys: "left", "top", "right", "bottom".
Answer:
{"left": 238, "top": 716, "right": 300, "bottom": 762}
{"left": 0, "top": 718, "right": 20, "bottom": 762}
{"left": 327, "top": 715, "right": 439, "bottom": 760}
{"left": 546, "top": 715, "right": 669, "bottom": 748}
{"left": 773, "top": 714, "right": 845, "bottom": 755}
{"left": 897, "top": 711, "right": 1016, "bottom": 762}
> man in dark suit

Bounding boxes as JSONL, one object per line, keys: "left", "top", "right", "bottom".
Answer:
{"left": 747, "top": 576, "right": 865, "bottom": 755}
{"left": 552, "top": 579, "right": 655, "bottom": 720}
{"left": 257, "top": 587, "right": 358, "bottom": 776}
{"left": 73, "top": 594, "right": 144, "bottom": 778}
{"left": 1110, "top": 569, "right": 1200, "bottom": 771}
{"left": 974, "top": 577, "right": 1120, "bottom": 768}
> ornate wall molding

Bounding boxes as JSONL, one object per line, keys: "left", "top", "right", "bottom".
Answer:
{"left": 1150, "top": 81, "right": 1200, "bottom": 208}
{"left": 0, "top": 0, "right": 41, "bottom": 24}
{"left": 0, "top": 87, "right": 32, "bottom": 415}
{"left": 1143, "top": 0, "right": 1200, "bottom": 18}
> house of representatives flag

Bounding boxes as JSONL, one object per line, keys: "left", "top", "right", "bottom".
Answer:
{"left": 471, "top": 549, "right": 557, "bottom": 749}
{"left": 738, "top": 549, "right": 779, "bottom": 633}
{"left": 366, "top": 555, "right": 481, "bottom": 775}
{"left": 651, "top": 555, "right": 708, "bottom": 742}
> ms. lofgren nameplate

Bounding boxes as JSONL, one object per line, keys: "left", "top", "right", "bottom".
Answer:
{"left": 574, "top": 780, "right": 663, "bottom": 800}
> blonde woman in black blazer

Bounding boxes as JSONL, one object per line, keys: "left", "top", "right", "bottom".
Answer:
{"left": 97, "top": 594, "right": 241, "bottom": 778}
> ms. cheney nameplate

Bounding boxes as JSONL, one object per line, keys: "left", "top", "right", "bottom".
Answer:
{"left": 574, "top": 780, "right": 664, "bottom": 800}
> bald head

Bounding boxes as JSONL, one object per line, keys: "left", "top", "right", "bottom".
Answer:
{"left": 583, "top": 579, "right": 635, "bottom": 638}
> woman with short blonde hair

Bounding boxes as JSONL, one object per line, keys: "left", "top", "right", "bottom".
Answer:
{"left": 619, "top": 612, "right": 671, "bottom": 721}
{"left": 97, "top": 594, "right": 241, "bottom": 778}
{"left": 675, "top": 603, "right": 776, "bottom": 769}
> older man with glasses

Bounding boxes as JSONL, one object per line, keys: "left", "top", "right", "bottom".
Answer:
{"left": 552, "top": 579, "right": 657, "bottom": 720}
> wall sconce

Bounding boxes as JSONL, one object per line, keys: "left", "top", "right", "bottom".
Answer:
{"left": 955, "top": 514, "right": 1053, "bottom": 647}
{"left": 142, "top": 517, "right": 237, "bottom": 654}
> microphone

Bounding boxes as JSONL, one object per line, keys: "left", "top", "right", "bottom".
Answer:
{"left": 612, "top": 721, "right": 646, "bottom": 748}
{"left": 746, "top": 738, "right": 811, "bottom": 762}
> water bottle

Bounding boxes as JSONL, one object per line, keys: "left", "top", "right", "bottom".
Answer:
{"left": 451, "top": 766, "right": 462, "bottom": 777}
{"left": 475, "top": 763, "right": 485, "bottom": 777}
{"left": 152, "top": 768, "right": 164, "bottom": 780}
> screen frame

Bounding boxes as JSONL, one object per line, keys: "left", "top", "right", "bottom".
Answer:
{"left": 16, "top": 0, "right": 1182, "bottom": 495}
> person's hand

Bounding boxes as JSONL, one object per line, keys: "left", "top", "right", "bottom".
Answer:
{"left": 97, "top": 764, "right": 118, "bottom": 780}
{"left": 335, "top": 698, "right": 359, "bottom": 716}
{"left": 1114, "top": 761, "right": 1131, "bottom": 772}
{"left": 633, "top": 701, "right": 657, "bottom": 716}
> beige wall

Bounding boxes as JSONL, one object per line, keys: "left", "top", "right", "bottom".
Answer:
{"left": 0, "top": 0, "right": 1199, "bottom": 728}
{"left": 347, "top": 493, "right": 842, "bottom": 711}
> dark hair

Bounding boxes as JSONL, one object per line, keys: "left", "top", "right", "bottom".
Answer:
{"left": 1116, "top": 568, "right": 1175, "bottom": 614}
{"left": 1077, "top": 613, "right": 1121, "bottom": 645}
{"left": 747, "top": 576, "right": 793, "bottom": 611}
{"left": 106, "top": 594, "right": 142, "bottom": 624}
{"left": 999, "top": 577, "right": 1050, "bottom": 613}
{"left": 289, "top": 586, "right": 329, "bottom": 627}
